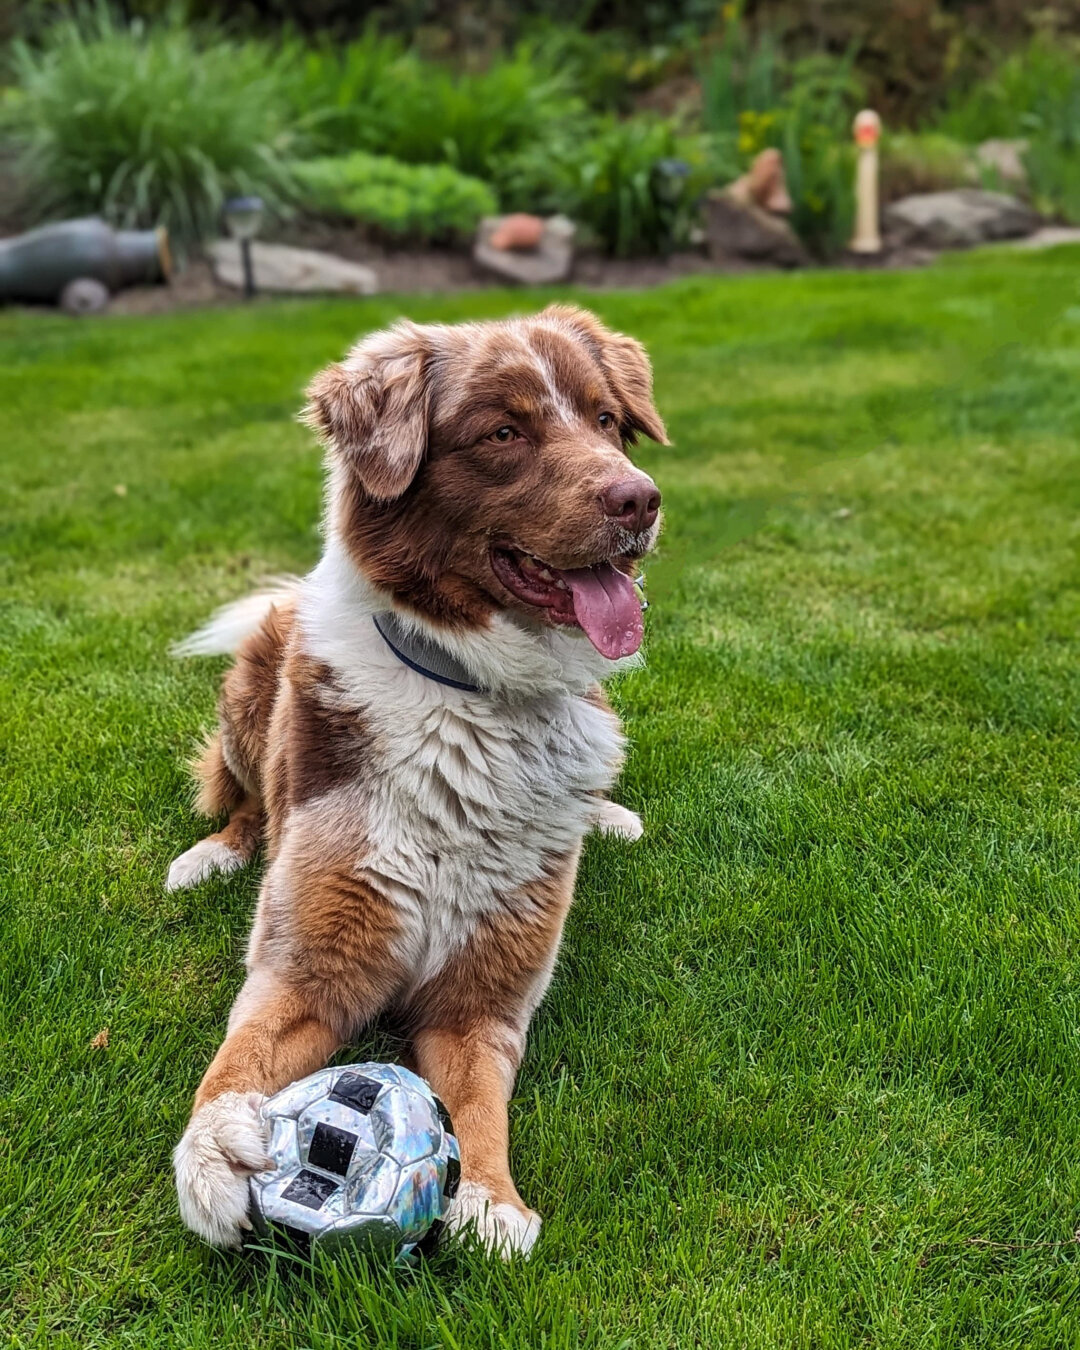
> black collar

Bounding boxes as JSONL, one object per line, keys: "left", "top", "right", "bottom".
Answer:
{"left": 372, "top": 612, "right": 482, "bottom": 693}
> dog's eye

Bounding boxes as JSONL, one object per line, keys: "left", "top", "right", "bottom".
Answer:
{"left": 598, "top": 411, "right": 616, "bottom": 430}
{"left": 488, "top": 425, "right": 520, "bottom": 444}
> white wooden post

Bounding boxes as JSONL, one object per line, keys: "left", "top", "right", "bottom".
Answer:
{"left": 851, "top": 109, "right": 882, "bottom": 254}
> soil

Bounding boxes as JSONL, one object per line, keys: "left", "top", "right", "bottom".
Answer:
{"left": 16, "top": 214, "right": 937, "bottom": 320}
{"left": 105, "top": 237, "right": 781, "bottom": 317}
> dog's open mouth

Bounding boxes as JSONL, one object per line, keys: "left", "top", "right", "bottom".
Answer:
{"left": 489, "top": 546, "right": 644, "bottom": 660}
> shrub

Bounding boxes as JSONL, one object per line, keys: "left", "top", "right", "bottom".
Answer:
{"left": 700, "top": 12, "right": 863, "bottom": 258}
{"left": 880, "top": 132, "right": 973, "bottom": 200}
{"left": 285, "top": 34, "right": 579, "bottom": 189}
{"left": 937, "top": 36, "right": 1080, "bottom": 222}
{"left": 5, "top": 6, "right": 298, "bottom": 246}
{"left": 281, "top": 27, "right": 417, "bottom": 157}
{"left": 938, "top": 36, "right": 1080, "bottom": 144}
{"left": 501, "top": 115, "right": 710, "bottom": 257}
{"left": 291, "top": 152, "right": 497, "bottom": 241}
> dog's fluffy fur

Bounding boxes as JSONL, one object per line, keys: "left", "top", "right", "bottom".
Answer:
{"left": 170, "top": 305, "right": 666, "bottom": 1256}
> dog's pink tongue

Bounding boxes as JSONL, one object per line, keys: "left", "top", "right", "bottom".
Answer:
{"left": 559, "top": 563, "right": 643, "bottom": 659}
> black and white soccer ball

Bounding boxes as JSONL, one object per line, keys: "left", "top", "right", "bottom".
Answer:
{"left": 249, "top": 1063, "right": 460, "bottom": 1258}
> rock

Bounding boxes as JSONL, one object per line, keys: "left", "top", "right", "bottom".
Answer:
{"left": 1012, "top": 225, "right": 1080, "bottom": 250}
{"left": 703, "top": 189, "right": 807, "bottom": 267}
{"left": 726, "top": 149, "right": 793, "bottom": 214}
{"left": 883, "top": 189, "right": 1039, "bottom": 250}
{"left": 60, "top": 276, "right": 110, "bottom": 316}
{"left": 473, "top": 215, "right": 575, "bottom": 284}
{"left": 974, "top": 138, "right": 1029, "bottom": 187}
{"left": 208, "top": 240, "right": 377, "bottom": 295}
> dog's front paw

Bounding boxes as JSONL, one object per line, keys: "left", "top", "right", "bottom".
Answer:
{"left": 173, "top": 1091, "right": 269, "bottom": 1248}
{"left": 166, "top": 839, "right": 244, "bottom": 893}
{"left": 593, "top": 800, "right": 644, "bottom": 842}
{"left": 444, "top": 1181, "right": 541, "bottom": 1259}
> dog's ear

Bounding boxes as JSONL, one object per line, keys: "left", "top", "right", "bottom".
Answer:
{"left": 303, "top": 322, "right": 433, "bottom": 501}
{"left": 541, "top": 304, "right": 668, "bottom": 446}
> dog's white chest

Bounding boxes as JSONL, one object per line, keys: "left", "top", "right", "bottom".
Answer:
{"left": 361, "top": 688, "right": 622, "bottom": 976}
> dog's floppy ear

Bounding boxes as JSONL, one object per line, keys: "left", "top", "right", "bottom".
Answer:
{"left": 542, "top": 303, "right": 668, "bottom": 446}
{"left": 303, "top": 321, "right": 433, "bottom": 501}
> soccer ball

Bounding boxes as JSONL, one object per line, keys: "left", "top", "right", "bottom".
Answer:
{"left": 249, "top": 1062, "right": 460, "bottom": 1258}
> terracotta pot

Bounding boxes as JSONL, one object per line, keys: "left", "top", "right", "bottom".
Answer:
{"left": 0, "top": 217, "right": 171, "bottom": 304}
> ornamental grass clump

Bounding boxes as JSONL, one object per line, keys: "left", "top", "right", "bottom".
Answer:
{"left": 8, "top": 6, "right": 297, "bottom": 246}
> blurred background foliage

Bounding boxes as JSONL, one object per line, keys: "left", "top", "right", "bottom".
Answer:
{"left": 2, "top": 0, "right": 1080, "bottom": 256}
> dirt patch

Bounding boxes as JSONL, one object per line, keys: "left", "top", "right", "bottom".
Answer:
{"left": 20, "top": 217, "right": 935, "bottom": 319}
{"left": 106, "top": 238, "right": 785, "bottom": 316}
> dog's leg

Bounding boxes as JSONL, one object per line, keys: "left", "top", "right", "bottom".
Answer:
{"left": 173, "top": 970, "right": 341, "bottom": 1248}
{"left": 175, "top": 853, "right": 404, "bottom": 1248}
{"left": 414, "top": 1022, "right": 541, "bottom": 1259}
{"left": 592, "top": 798, "right": 643, "bottom": 842}
{"left": 166, "top": 796, "right": 264, "bottom": 892}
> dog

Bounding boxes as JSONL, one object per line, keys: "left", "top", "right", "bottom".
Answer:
{"left": 169, "top": 303, "right": 666, "bottom": 1257}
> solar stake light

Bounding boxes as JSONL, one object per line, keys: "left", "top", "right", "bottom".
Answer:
{"left": 223, "top": 195, "right": 264, "bottom": 298}
{"left": 653, "top": 157, "right": 691, "bottom": 203}
{"left": 851, "top": 110, "right": 882, "bottom": 254}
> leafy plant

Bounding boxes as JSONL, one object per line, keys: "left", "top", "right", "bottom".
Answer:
{"left": 880, "top": 131, "right": 973, "bottom": 199}
{"left": 285, "top": 34, "right": 579, "bottom": 191}
{"left": 292, "top": 152, "right": 496, "bottom": 241}
{"left": 6, "top": 5, "right": 298, "bottom": 245}
{"left": 699, "top": 9, "right": 863, "bottom": 258}
{"left": 938, "top": 36, "right": 1080, "bottom": 144}
{"left": 502, "top": 115, "right": 709, "bottom": 257}
{"left": 937, "top": 35, "right": 1080, "bottom": 222}
{"left": 700, "top": 12, "right": 782, "bottom": 133}
{"left": 281, "top": 26, "right": 418, "bottom": 157}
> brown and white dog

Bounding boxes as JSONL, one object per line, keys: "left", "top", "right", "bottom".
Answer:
{"left": 169, "top": 304, "right": 666, "bottom": 1257}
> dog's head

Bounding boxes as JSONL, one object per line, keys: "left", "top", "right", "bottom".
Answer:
{"left": 304, "top": 304, "right": 666, "bottom": 664}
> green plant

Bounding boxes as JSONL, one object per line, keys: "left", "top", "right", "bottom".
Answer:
{"left": 6, "top": 5, "right": 298, "bottom": 245}
{"left": 700, "top": 11, "right": 782, "bottom": 132}
{"left": 281, "top": 26, "right": 418, "bottom": 157}
{"left": 700, "top": 9, "right": 863, "bottom": 258}
{"left": 937, "top": 35, "right": 1080, "bottom": 222}
{"left": 526, "top": 24, "right": 677, "bottom": 114}
{"left": 880, "top": 131, "right": 973, "bottom": 200}
{"left": 292, "top": 151, "right": 496, "bottom": 241}
{"left": 502, "top": 114, "right": 709, "bottom": 257}
{"left": 938, "top": 35, "right": 1080, "bottom": 144}
{"left": 285, "top": 34, "right": 579, "bottom": 190}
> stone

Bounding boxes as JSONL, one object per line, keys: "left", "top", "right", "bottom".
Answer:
{"left": 473, "top": 215, "right": 575, "bottom": 285}
{"left": 703, "top": 188, "right": 807, "bottom": 267}
{"left": 60, "top": 276, "right": 110, "bottom": 316}
{"left": 974, "top": 138, "right": 1029, "bottom": 187}
{"left": 883, "top": 189, "right": 1039, "bottom": 250}
{"left": 726, "top": 148, "right": 793, "bottom": 214}
{"left": 1012, "top": 225, "right": 1080, "bottom": 251}
{"left": 208, "top": 240, "right": 377, "bottom": 295}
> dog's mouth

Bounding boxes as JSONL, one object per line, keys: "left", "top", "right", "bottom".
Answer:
{"left": 489, "top": 546, "right": 644, "bottom": 660}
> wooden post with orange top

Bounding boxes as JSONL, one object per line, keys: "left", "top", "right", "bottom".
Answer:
{"left": 851, "top": 109, "right": 882, "bottom": 254}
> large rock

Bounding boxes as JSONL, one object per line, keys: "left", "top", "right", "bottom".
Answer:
{"left": 208, "top": 240, "right": 377, "bottom": 295}
{"left": 884, "top": 189, "right": 1039, "bottom": 250}
{"left": 473, "top": 215, "right": 575, "bottom": 284}
{"left": 704, "top": 188, "right": 807, "bottom": 267}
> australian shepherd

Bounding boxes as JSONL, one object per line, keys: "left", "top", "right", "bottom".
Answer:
{"left": 169, "top": 304, "right": 666, "bottom": 1257}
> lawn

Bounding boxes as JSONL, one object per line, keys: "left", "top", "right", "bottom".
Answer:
{"left": 2, "top": 249, "right": 1080, "bottom": 1349}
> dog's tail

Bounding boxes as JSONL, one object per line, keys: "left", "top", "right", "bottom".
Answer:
{"left": 171, "top": 577, "right": 301, "bottom": 657}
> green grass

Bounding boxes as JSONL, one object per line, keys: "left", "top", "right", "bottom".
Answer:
{"left": 3, "top": 249, "right": 1080, "bottom": 1348}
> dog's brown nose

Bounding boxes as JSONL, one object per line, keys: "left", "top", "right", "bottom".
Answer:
{"left": 600, "top": 474, "right": 661, "bottom": 532}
